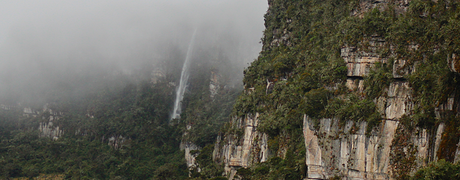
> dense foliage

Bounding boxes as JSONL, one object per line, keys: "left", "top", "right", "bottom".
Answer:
{"left": 0, "top": 39, "right": 240, "bottom": 179}
{"left": 411, "top": 159, "right": 460, "bottom": 180}
{"left": 180, "top": 55, "right": 241, "bottom": 147}
{"left": 0, "top": 73, "right": 190, "bottom": 179}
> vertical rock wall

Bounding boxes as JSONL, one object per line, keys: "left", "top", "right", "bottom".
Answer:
{"left": 303, "top": 117, "right": 400, "bottom": 179}
{"left": 213, "top": 113, "right": 269, "bottom": 179}
{"left": 215, "top": 40, "right": 452, "bottom": 179}
{"left": 181, "top": 124, "right": 201, "bottom": 173}
{"left": 39, "top": 106, "right": 64, "bottom": 140}
{"left": 298, "top": 29, "right": 446, "bottom": 179}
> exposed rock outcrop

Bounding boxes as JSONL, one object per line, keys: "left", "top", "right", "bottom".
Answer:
{"left": 39, "top": 121, "right": 63, "bottom": 140}
{"left": 181, "top": 140, "right": 201, "bottom": 172}
{"left": 107, "top": 135, "right": 129, "bottom": 150}
{"left": 210, "top": 71, "right": 221, "bottom": 98}
{"left": 39, "top": 106, "right": 64, "bottom": 140}
{"left": 213, "top": 113, "right": 269, "bottom": 179}
{"left": 304, "top": 117, "right": 399, "bottom": 179}
{"left": 448, "top": 53, "right": 460, "bottom": 74}
{"left": 1, "top": 104, "right": 14, "bottom": 110}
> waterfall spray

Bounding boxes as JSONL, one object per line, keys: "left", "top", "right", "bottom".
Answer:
{"left": 171, "top": 29, "right": 197, "bottom": 122}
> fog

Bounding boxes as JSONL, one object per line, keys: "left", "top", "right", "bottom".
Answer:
{"left": 0, "top": 0, "right": 267, "bottom": 104}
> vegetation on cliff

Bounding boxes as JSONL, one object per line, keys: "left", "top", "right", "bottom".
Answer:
{"left": 3, "top": 0, "right": 460, "bottom": 179}
{"left": 228, "top": 0, "right": 460, "bottom": 179}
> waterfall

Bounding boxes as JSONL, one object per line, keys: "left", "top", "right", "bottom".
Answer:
{"left": 171, "top": 29, "right": 197, "bottom": 122}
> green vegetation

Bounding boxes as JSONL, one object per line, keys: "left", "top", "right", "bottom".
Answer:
{"left": 235, "top": 134, "right": 306, "bottom": 179}
{"left": 3, "top": 0, "right": 460, "bottom": 179}
{"left": 390, "top": 115, "right": 418, "bottom": 180}
{"left": 0, "top": 33, "right": 241, "bottom": 179}
{"left": 176, "top": 48, "right": 243, "bottom": 178}
{"left": 0, "top": 46, "right": 241, "bottom": 179}
{"left": 181, "top": 69, "right": 240, "bottom": 147}
{"left": 232, "top": 0, "right": 380, "bottom": 147}
{"left": 437, "top": 115, "right": 460, "bottom": 162}
{"left": 229, "top": 0, "right": 460, "bottom": 179}
{"left": 235, "top": 0, "right": 351, "bottom": 137}
{"left": 324, "top": 94, "right": 381, "bottom": 133}
{"left": 189, "top": 144, "right": 225, "bottom": 179}
{"left": 0, "top": 74, "right": 190, "bottom": 179}
{"left": 411, "top": 159, "right": 460, "bottom": 180}
{"left": 363, "top": 61, "right": 393, "bottom": 99}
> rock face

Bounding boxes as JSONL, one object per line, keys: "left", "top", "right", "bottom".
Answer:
{"left": 448, "top": 53, "right": 460, "bottom": 74}
{"left": 23, "top": 107, "right": 39, "bottom": 117}
{"left": 107, "top": 135, "right": 129, "bottom": 150}
{"left": 213, "top": 113, "right": 269, "bottom": 179}
{"left": 305, "top": 74, "right": 407, "bottom": 179}
{"left": 39, "top": 121, "right": 63, "bottom": 140}
{"left": 212, "top": 0, "right": 460, "bottom": 179}
{"left": 0, "top": 104, "right": 13, "bottom": 110}
{"left": 301, "top": 115, "right": 447, "bottom": 179}
{"left": 341, "top": 45, "right": 385, "bottom": 78}
{"left": 39, "top": 106, "right": 64, "bottom": 140}
{"left": 181, "top": 124, "right": 201, "bottom": 172}
{"left": 212, "top": 1, "right": 460, "bottom": 179}
{"left": 210, "top": 71, "right": 221, "bottom": 98}
{"left": 215, "top": 47, "right": 450, "bottom": 179}
{"left": 303, "top": 118, "right": 436, "bottom": 180}
{"left": 181, "top": 140, "right": 201, "bottom": 172}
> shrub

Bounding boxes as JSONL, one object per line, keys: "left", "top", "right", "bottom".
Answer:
{"left": 411, "top": 159, "right": 460, "bottom": 180}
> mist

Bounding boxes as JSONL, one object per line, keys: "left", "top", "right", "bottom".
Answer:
{"left": 0, "top": 0, "right": 267, "bottom": 105}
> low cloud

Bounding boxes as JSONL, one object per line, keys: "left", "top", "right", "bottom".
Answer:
{"left": 0, "top": 0, "right": 267, "bottom": 103}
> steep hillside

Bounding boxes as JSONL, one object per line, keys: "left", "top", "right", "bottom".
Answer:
{"left": 212, "top": 0, "right": 460, "bottom": 179}
{"left": 0, "top": 44, "right": 243, "bottom": 179}
{"left": 0, "top": 67, "right": 188, "bottom": 179}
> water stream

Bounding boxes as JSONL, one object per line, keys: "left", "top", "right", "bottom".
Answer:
{"left": 171, "top": 29, "right": 197, "bottom": 122}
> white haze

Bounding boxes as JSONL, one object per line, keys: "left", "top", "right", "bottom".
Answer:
{"left": 0, "top": 0, "right": 267, "bottom": 103}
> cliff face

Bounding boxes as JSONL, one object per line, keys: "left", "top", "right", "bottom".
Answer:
{"left": 215, "top": 0, "right": 460, "bottom": 179}
{"left": 180, "top": 61, "right": 244, "bottom": 176}
{"left": 38, "top": 105, "right": 64, "bottom": 140}
{"left": 213, "top": 113, "right": 269, "bottom": 179}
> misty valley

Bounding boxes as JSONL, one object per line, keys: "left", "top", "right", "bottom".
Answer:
{"left": 3, "top": 0, "right": 460, "bottom": 180}
{"left": 0, "top": 0, "right": 265, "bottom": 179}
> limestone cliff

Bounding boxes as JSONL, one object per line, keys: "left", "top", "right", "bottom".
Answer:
{"left": 214, "top": 0, "right": 460, "bottom": 179}
{"left": 39, "top": 105, "right": 64, "bottom": 140}
{"left": 213, "top": 113, "right": 269, "bottom": 179}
